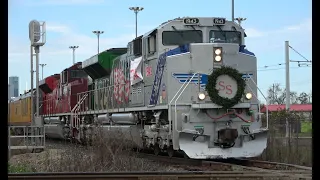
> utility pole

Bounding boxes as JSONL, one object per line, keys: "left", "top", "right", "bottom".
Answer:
{"left": 39, "top": 63, "right": 46, "bottom": 80}
{"left": 231, "top": 0, "right": 235, "bottom": 22}
{"left": 69, "top": 46, "right": 79, "bottom": 64}
{"left": 285, "top": 41, "right": 290, "bottom": 138}
{"left": 284, "top": 41, "right": 312, "bottom": 137}
{"left": 129, "top": 6, "right": 144, "bottom": 38}
{"left": 35, "top": 46, "right": 40, "bottom": 118}
{"left": 30, "top": 46, "right": 34, "bottom": 121}
{"left": 92, "top": 31, "right": 104, "bottom": 54}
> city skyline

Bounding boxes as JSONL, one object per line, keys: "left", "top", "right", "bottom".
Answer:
{"left": 8, "top": 76, "right": 19, "bottom": 99}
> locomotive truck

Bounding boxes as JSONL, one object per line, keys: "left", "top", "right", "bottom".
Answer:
{"left": 9, "top": 16, "right": 269, "bottom": 159}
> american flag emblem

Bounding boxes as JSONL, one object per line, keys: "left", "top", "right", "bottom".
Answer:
{"left": 145, "top": 66, "right": 152, "bottom": 77}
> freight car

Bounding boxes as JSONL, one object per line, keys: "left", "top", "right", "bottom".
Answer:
{"left": 8, "top": 91, "right": 35, "bottom": 135}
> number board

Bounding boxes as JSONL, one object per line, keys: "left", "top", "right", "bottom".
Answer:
{"left": 213, "top": 18, "right": 226, "bottom": 25}
{"left": 183, "top": 18, "right": 199, "bottom": 25}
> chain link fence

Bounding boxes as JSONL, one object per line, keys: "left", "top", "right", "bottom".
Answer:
{"left": 259, "top": 110, "right": 312, "bottom": 166}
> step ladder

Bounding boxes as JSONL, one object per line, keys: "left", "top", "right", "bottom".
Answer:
{"left": 70, "top": 93, "right": 88, "bottom": 139}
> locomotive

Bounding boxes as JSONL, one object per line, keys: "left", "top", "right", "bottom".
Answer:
{"left": 9, "top": 17, "right": 269, "bottom": 159}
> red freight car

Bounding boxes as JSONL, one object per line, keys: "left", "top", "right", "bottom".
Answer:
{"left": 41, "top": 62, "right": 88, "bottom": 116}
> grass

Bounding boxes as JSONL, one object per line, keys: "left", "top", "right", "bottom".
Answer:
{"left": 8, "top": 164, "right": 34, "bottom": 173}
{"left": 259, "top": 136, "right": 312, "bottom": 166}
{"left": 301, "top": 121, "right": 312, "bottom": 134}
{"left": 8, "top": 127, "right": 184, "bottom": 173}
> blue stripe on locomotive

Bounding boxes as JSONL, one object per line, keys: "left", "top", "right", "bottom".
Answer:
{"left": 149, "top": 44, "right": 255, "bottom": 105}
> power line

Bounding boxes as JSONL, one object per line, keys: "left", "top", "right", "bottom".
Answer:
{"left": 258, "top": 66, "right": 311, "bottom": 72}
{"left": 258, "top": 63, "right": 285, "bottom": 69}
{"left": 288, "top": 45, "right": 311, "bottom": 62}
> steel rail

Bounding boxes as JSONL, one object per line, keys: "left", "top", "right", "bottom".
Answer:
{"left": 8, "top": 171, "right": 310, "bottom": 180}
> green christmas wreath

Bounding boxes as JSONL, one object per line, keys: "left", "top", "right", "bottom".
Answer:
{"left": 205, "top": 66, "right": 246, "bottom": 109}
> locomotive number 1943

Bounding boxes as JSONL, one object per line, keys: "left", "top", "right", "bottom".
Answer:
{"left": 183, "top": 18, "right": 199, "bottom": 25}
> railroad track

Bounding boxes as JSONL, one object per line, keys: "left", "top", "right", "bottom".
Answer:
{"left": 7, "top": 171, "right": 312, "bottom": 180}
{"left": 136, "top": 152, "right": 312, "bottom": 179}
{"left": 11, "top": 139, "right": 310, "bottom": 180}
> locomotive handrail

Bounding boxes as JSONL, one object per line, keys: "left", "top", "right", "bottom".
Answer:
{"left": 72, "top": 93, "right": 88, "bottom": 112}
{"left": 168, "top": 72, "right": 200, "bottom": 135}
{"left": 247, "top": 74, "right": 269, "bottom": 130}
{"left": 71, "top": 93, "right": 88, "bottom": 130}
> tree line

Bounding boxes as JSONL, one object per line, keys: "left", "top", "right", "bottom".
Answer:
{"left": 267, "top": 83, "right": 312, "bottom": 105}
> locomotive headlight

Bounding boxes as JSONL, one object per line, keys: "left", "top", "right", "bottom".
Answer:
{"left": 213, "top": 47, "right": 223, "bottom": 63}
{"left": 215, "top": 55, "right": 222, "bottom": 62}
{"left": 198, "top": 92, "right": 206, "bottom": 100}
{"left": 215, "top": 48, "right": 222, "bottom": 55}
{"left": 245, "top": 92, "right": 253, "bottom": 100}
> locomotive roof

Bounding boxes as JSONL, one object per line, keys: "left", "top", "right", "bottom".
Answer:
{"left": 142, "top": 17, "right": 244, "bottom": 38}
{"left": 63, "top": 62, "right": 82, "bottom": 71}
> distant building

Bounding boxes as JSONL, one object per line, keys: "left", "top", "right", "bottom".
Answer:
{"left": 261, "top": 104, "right": 312, "bottom": 121}
{"left": 9, "top": 76, "right": 19, "bottom": 98}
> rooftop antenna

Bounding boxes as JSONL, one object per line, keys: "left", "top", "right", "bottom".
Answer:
{"left": 235, "top": 17, "right": 247, "bottom": 27}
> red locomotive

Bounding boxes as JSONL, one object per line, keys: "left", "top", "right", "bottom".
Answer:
{"left": 40, "top": 62, "right": 88, "bottom": 117}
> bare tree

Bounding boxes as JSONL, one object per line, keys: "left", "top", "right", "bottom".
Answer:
{"left": 308, "top": 90, "right": 312, "bottom": 103}
{"left": 279, "top": 90, "right": 298, "bottom": 104}
{"left": 267, "top": 83, "right": 283, "bottom": 104}
{"left": 297, "top": 92, "right": 310, "bottom": 104}
{"left": 267, "top": 84, "right": 299, "bottom": 104}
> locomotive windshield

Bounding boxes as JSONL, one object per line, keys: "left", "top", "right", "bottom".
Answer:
{"left": 209, "top": 30, "right": 241, "bottom": 44}
{"left": 162, "top": 30, "right": 202, "bottom": 46}
{"left": 70, "top": 70, "right": 87, "bottom": 78}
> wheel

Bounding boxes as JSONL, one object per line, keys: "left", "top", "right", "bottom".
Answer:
{"left": 154, "top": 144, "right": 160, "bottom": 156}
{"left": 167, "top": 145, "right": 174, "bottom": 158}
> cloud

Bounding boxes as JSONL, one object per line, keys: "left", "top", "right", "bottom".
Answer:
{"left": 244, "top": 18, "right": 311, "bottom": 54}
{"left": 9, "top": 18, "right": 312, "bottom": 64}
{"left": 46, "top": 23, "right": 71, "bottom": 34}
{"left": 23, "top": 0, "right": 107, "bottom": 6}
{"left": 8, "top": 21, "right": 160, "bottom": 64}
{"left": 245, "top": 18, "right": 312, "bottom": 39}
{"left": 284, "top": 18, "right": 312, "bottom": 31}
{"left": 43, "top": 0, "right": 106, "bottom": 5}
{"left": 8, "top": 22, "right": 139, "bottom": 64}
{"left": 244, "top": 28, "right": 264, "bottom": 38}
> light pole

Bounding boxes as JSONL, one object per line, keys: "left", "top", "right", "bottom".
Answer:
{"left": 231, "top": 0, "right": 234, "bottom": 22}
{"left": 92, "top": 31, "right": 104, "bottom": 54}
{"left": 129, "top": 6, "right": 144, "bottom": 38}
{"left": 285, "top": 41, "right": 291, "bottom": 138}
{"left": 39, "top": 63, "right": 46, "bottom": 80}
{"left": 69, "top": 46, "right": 79, "bottom": 64}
